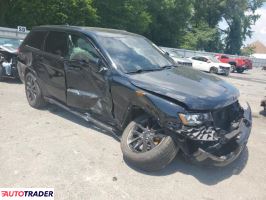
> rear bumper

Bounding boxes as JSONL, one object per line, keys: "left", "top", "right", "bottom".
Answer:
{"left": 190, "top": 103, "right": 252, "bottom": 166}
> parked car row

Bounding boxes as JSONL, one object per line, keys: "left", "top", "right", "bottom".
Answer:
{"left": 11, "top": 25, "right": 253, "bottom": 172}
{"left": 161, "top": 48, "right": 253, "bottom": 76}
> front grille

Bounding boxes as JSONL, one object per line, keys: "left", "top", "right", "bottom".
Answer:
{"left": 212, "top": 102, "right": 243, "bottom": 131}
{"left": 219, "top": 66, "right": 229, "bottom": 71}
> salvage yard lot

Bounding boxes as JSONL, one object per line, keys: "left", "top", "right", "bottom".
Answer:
{"left": 0, "top": 68, "right": 266, "bottom": 200}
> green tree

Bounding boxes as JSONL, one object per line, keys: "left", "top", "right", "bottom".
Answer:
{"left": 94, "top": 0, "right": 151, "bottom": 34}
{"left": 222, "top": 0, "right": 263, "bottom": 54}
{"left": 4, "top": 0, "right": 98, "bottom": 28}
{"left": 187, "top": 0, "right": 225, "bottom": 51}
{"left": 0, "top": 0, "right": 9, "bottom": 26}
{"left": 145, "top": 0, "right": 193, "bottom": 47}
{"left": 181, "top": 23, "right": 222, "bottom": 51}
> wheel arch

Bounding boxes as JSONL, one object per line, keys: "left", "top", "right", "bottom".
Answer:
{"left": 24, "top": 67, "right": 38, "bottom": 79}
{"left": 122, "top": 105, "right": 150, "bottom": 129}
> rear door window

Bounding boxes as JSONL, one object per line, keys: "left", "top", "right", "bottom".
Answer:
{"left": 24, "top": 31, "right": 47, "bottom": 50}
{"left": 44, "top": 31, "right": 68, "bottom": 57}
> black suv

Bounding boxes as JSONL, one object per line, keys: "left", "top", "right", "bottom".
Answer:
{"left": 17, "top": 26, "right": 252, "bottom": 171}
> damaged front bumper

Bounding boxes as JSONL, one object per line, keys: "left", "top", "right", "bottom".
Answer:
{"left": 172, "top": 102, "right": 252, "bottom": 166}
{"left": 192, "top": 103, "right": 252, "bottom": 166}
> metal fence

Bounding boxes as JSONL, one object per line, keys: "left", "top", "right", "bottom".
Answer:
{"left": 162, "top": 47, "right": 266, "bottom": 68}
{"left": 0, "top": 26, "right": 29, "bottom": 40}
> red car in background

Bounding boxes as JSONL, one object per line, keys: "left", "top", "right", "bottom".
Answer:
{"left": 215, "top": 54, "right": 253, "bottom": 73}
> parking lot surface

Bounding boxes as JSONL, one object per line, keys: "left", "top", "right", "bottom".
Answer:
{"left": 0, "top": 68, "right": 266, "bottom": 200}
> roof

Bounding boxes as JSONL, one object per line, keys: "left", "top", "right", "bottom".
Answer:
{"left": 249, "top": 41, "right": 266, "bottom": 54}
{"left": 33, "top": 25, "right": 138, "bottom": 37}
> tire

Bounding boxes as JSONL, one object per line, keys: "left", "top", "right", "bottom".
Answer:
{"left": 236, "top": 68, "right": 244, "bottom": 73}
{"left": 121, "top": 115, "right": 179, "bottom": 171}
{"left": 210, "top": 67, "right": 218, "bottom": 74}
{"left": 231, "top": 65, "right": 236, "bottom": 73}
{"left": 224, "top": 70, "right": 230, "bottom": 76}
{"left": 25, "top": 72, "right": 46, "bottom": 108}
{"left": 0, "top": 64, "right": 4, "bottom": 81}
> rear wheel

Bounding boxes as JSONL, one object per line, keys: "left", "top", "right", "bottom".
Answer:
{"left": 25, "top": 72, "right": 46, "bottom": 108}
{"left": 121, "top": 115, "right": 179, "bottom": 171}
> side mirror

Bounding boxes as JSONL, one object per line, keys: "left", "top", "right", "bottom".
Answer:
{"left": 89, "top": 58, "right": 108, "bottom": 73}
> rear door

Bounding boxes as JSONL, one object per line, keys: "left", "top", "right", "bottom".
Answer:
{"left": 41, "top": 31, "right": 68, "bottom": 103}
{"left": 18, "top": 30, "right": 48, "bottom": 82}
{"left": 64, "top": 33, "right": 113, "bottom": 118}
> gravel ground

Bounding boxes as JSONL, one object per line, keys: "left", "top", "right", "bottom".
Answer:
{"left": 0, "top": 68, "right": 265, "bottom": 200}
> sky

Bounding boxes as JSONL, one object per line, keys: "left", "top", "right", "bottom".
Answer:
{"left": 245, "top": 3, "right": 266, "bottom": 45}
{"left": 219, "top": 3, "right": 266, "bottom": 46}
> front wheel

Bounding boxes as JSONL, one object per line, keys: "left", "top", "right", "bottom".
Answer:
{"left": 237, "top": 68, "right": 245, "bottom": 73}
{"left": 121, "top": 115, "right": 179, "bottom": 171}
{"left": 224, "top": 70, "right": 230, "bottom": 76}
{"left": 210, "top": 67, "right": 218, "bottom": 74}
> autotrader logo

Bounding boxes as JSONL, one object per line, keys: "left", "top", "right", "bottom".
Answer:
{"left": 0, "top": 188, "right": 54, "bottom": 200}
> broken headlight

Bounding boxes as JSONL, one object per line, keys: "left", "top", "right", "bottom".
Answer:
{"left": 179, "top": 113, "right": 213, "bottom": 127}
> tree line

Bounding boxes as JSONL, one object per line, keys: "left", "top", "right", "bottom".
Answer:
{"left": 0, "top": 0, "right": 264, "bottom": 55}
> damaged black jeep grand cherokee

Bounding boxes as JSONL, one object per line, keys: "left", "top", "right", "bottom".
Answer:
{"left": 17, "top": 26, "right": 252, "bottom": 171}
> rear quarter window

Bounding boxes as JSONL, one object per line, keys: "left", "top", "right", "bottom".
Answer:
{"left": 23, "top": 31, "right": 47, "bottom": 50}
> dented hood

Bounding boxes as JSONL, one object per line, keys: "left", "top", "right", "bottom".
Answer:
{"left": 129, "top": 67, "right": 240, "bottom": 110}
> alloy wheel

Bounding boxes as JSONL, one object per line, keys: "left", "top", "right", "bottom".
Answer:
{"left": 127, "top": 118, "right": 166, "bottom": 153}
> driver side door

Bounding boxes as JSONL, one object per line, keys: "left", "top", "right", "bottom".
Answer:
{"left": 64, "top": 33, "right": 112, "bottom": 119}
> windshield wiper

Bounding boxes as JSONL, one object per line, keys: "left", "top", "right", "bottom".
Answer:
{"left": 126, "top": 68, "right": 162, "bottom": 74}
{"left": 126, "top": 64, "right": 177, "bottom": 74}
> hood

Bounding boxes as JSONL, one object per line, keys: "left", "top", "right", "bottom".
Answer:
{"left": 0, "top": 45, "right": 17, "bottom": 54}
{"left": 171, "top": 56, "right": 192, "bottom": 64}
{"left": 219, "top": 62, "right": 231, "bottom": 68}
{"left": 128, "top": 67, "right": 239, "bottom": 110}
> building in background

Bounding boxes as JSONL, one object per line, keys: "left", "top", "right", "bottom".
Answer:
{"left": 249, "top": 41, "right": 266, "bottom": 59}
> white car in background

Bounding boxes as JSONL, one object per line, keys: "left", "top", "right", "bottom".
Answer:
{"left": 161, "top": 48, "right": 193, "bottom": 67}
{"left": 189, "top": 56, "right": 231, "bottom": 76}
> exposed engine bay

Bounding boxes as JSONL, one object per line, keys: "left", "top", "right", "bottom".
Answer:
{"left": 0, "top": 45, "right": 19, "bottom": 80}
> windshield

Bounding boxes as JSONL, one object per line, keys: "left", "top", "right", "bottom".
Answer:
{"left": 208, "top": 56, "right": 221, "bottom": 63}
{"left": 0, "top": 37, "right": 22, "bottom": 49}
{"left": 95, "top": 33, "right": 173, "bottom": 73}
